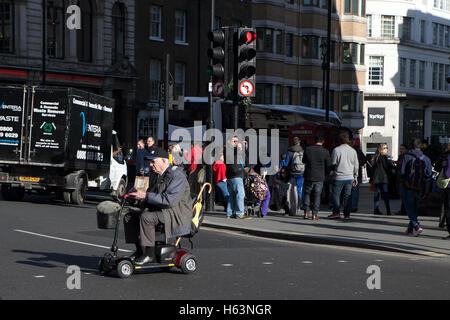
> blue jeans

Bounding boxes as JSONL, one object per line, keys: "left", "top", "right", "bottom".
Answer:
{"left": 227, "top": 177, "right": 245, "bottom": 217}
{"left": 303, "top": 181, "right": 323, "bottom": 215}
{"left": 332, "top": 179, "right": 353, "bottom": 216}
{"left": 215, "top": 181, "right": 230, "bottom": 209}
{"left": 292, "top": 174, "right": 304, "bottom": 201}
{"left": 374, "top": 183, "right": 391, "bottom": 214}
{"left": 404, "top": 188, "right": 421, "bottom": 229}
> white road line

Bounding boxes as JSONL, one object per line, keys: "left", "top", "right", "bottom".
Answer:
{"left": 14, "top": 229, "right": 132, "bottom": 253}
{"left": 301, "top": 261, "right": 313, "bottom": 264}
{"left": 34, "top": 275, "right": 46, "bottom": 278}
{"left": 221, "top": 264, "right": 233, "bottom": 267}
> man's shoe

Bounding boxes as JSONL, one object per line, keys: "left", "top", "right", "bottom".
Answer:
{"left": 328, "top": 213, "right": 340, "bottom": 219}
{"left": 237, "top": 215, "right": 252, "bottom": 220}
{"left": 303, "top": 212, "right": 311, "bottom": 219}
{"left": 412, "top": 226, "right": 423, "bottom": 237}
{"left": 343, "top": 216, "right": 350, "bottom": 221}
{"left": 129, "top": 251, "right": 141, "bottom": 262}
{"left": 134, "top": 255, "right": 155, "bottom": 266}
{"left": 312, "top": 215, "right": 319, "bottom": 221}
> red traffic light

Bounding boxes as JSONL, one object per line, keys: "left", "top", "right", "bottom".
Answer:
{"left": 240, "top": 30, "right": 257, "bottom": 44}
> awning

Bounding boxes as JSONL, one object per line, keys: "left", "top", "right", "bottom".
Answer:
{"left": 251, "top": 104, "right": 341, "bottom": 123}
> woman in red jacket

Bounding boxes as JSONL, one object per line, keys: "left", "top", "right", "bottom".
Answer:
{"left": 213, "top": 154, "right": 230, "bottom": 214}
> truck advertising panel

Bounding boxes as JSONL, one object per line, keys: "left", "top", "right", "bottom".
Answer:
{"left": 0, "top": 86, "right": 26, "bottom": 163}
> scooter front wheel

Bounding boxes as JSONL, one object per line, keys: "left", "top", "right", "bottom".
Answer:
{"left": 117, "top": 260, "right": 134, "bottom": 279}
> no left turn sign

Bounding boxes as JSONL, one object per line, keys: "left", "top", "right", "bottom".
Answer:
{"left": 213, "top": 81, "right": 224, "bottom": 96}
{"left": 239, "top": 80, "right": 254, "bottom": 97}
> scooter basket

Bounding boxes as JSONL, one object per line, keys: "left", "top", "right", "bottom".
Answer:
{"left": 96, "top": 201, "right": 121, "bottom": 229}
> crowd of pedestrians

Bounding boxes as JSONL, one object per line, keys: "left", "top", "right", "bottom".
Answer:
{"left": 134, "top": 132, "right": 450, "bottom": 239}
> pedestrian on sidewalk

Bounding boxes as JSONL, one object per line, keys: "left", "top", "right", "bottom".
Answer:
{"left": 440, "top": 152, "right": 450, "bottom": 239}
{"left": 435, "top": 143, "right": 450, "bottom": 230}
{"left": 395, "top": 144, "right": 408, "bottom": 215}
{"left": 286, "top": 136, "right": 305, "bottom": 214}
{"left": 370, "top": 143, "right": 394, "bottom": 216}
{"left": 328, "top": 130, "right": 359, "bottom": 220}
{"left": 213, "top": 152, "right": 229, "bottom": 212}
{"left": 400, "top": 138, "right": 433, "bottom": 236}
{"left": 302, "top": 134, "right": 331, "bottom": 220}
{"left": 271, "top": 166, "right": 298, "bottom": 216}
{"left": 347, "top": 138, "right": 367, "bottom": 213}
{"left": 225, "top": 136, "right": 248, "bottom": 219}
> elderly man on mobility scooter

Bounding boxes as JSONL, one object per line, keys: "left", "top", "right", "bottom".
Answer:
{"left": 124, "top": 147, "right": 193, "bottom": 266}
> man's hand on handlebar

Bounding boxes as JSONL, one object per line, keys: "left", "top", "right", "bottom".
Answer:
{"left": 129, "top": 190, "right": 146, "bottom": 199}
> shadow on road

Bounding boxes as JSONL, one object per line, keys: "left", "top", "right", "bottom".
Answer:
{"left": 12, "top": 249, "right": 99, "bottom": 273}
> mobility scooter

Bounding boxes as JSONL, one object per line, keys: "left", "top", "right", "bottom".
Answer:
{"left": 97, "top": 183, "right": 211, "bottom": 279}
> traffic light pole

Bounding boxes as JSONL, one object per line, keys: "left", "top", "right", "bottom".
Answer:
{"left": 206, "top": 0, "right": 215, "bottom": 211}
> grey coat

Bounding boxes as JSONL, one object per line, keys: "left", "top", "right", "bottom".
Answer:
{"left": 145, "top": 166, "right": 193, "bottom": 239}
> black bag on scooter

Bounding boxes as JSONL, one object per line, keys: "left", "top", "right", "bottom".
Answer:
{"left": 96, "top": 201, "right": 121, "bottom": 229}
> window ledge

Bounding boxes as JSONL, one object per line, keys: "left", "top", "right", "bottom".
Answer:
{"left": 175, "top": 40, "right": 189, "bottom": 46}
{"left": 149, "top": 37, "right": 165, "bottom": 42}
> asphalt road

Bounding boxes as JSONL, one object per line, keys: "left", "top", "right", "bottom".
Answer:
{"left": 1, "top": 192, "right": 450, "bottom": 301}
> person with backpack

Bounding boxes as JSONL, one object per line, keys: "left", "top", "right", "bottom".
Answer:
{"left": 328, "top": 130, "right": 359, "bottom": 220}
{"left": 370, "top": 143, "right": 394, "bottom": 216}
{"left": 286, "top": 136, "right": 305, "bottom": 214}
{"left": 302, "top": 134, "right": 331, "bottom": 220}
{"left": 400, "top": 138, "right": 433, "bottom": 236}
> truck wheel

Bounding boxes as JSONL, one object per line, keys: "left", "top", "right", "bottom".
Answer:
{"left": 1, "top": 185, "right": 25, "bottom": 201}
{"left": 113, "top": 178, "right": 127, "bottom": 201}
{"left": 71, "top": 175, "right": 87, "bottom": 205}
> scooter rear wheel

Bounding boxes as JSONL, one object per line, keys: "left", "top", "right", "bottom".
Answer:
{"left": 117, "top": 260, "right": 134, "bottom": 279}
{"left": 180, "top": 253, "right": 197, "bottom": 274}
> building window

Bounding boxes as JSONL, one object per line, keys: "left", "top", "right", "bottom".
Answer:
{"left": 381, "top": 15, "right": 395, "bottom": 39}
{"left": 264, "top": 84, "right": 273, "bottom": 104}
{"left": 285, "top": 33, "right": 293, "bottom": 57}
{"left": 360, "top": 44, "right": 365, "bottom": 65}
{"left": 77, "top": 0, "right": 93, "bottom": 62}
{"left": 174, "top": 62, "right": 185, "bottom": 97}
{"left": 301, "top": 87, "right": 318, "bottom": 108}
{"left": 112, "top": 2, "right": 125, "bottom": 65}
{"left": 149, "top": 59, "right": 161, "bottom": 101}
{"left": 175, "top": 10, "right": 186, "bottom": 43}
{"left": 284, "top": 86, "right": 292, "bottom": 105}
{"left": 150, "top": 5, "right": 162, "bottom": 39}
{"left": 341, "top": 91, "right": 362, "bottom": 112}
{"left": 343, "top": 42, "right": 357, "bottom": 64}
{"left": 0, "top": 0, "right": 14, "bottom": 54}
{"left": 446, "top": 65, "right": 450, "bottom": 91}
{"left": 344, "top": 0, "right": 360, "bottom": 15}
{"left": 274, "top": 30, "right": 283, "bottom": 54}
{"left": 419, "top": 60, "right": 425, "bottom": 89}
{"left": 275, "top": 85, "right": 282, "bottom": 104}
{"left": 433, "top": 23, "right": 438, "bottom": 45}
{"left": 302, "top": 36, "right": 319, "bottom": 59}
{"left": 47, "top": 0, "right": 65, "bottom": 59}
{"left": 432, "top": 62, "right": 438, "bottom": 90}
{"left": 409, "top": 59, "right": 416, "bottom": 88}
{"left": 264, "top": 28, "right": 273, "bottom": 53}
{"left": 368, "top": 56, "right": 384, "bottom": 85}
{"left": 439, "top": 63, "right": 444, "bottom": 91}
{"left": 367, "top": 15, "right": 372, "bottom": 38}
{"left": 420, "top": 20, "right": 426, "bottom": 43}
{"left": 399, "top": 58, "right": 406, "bottom": 87}
{"left": 402, "top": 17, "right": 412, "bottom": 41}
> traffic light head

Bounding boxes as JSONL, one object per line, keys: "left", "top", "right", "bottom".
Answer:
{"left": 207, "top": 29, "right": 225, "bottom": 81}
{"left": 236, "top": 28, "right": 257, "bottom": 97}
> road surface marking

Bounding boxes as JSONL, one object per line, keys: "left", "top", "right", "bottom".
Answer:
{"left": 34, "top": 275, "right": 46, "bottom": 278}
{"left": 337, "top": 260, "right": 348, "bottom": 263}
{"left": 14, "top": 229, "right": 132, "bottom": 253}
{"left": 262, "top": 262, "right": 274, "bottom": 265}
{"left": 301, "top": 261, "right": 313, "bottom": 264}
{"left": 221, "top": 264, "right": 233, "bottom": 267}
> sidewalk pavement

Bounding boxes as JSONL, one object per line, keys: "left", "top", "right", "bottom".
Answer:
{"left": 203, "top": 184, "right": 450, "bottom": 257}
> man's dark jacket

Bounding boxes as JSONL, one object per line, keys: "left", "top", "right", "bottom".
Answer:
{"left": 302, "top": 144, "right": 331, "bottom": 182}
{"left": 145, "top": 166, "right": 193, "bottom": 238}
